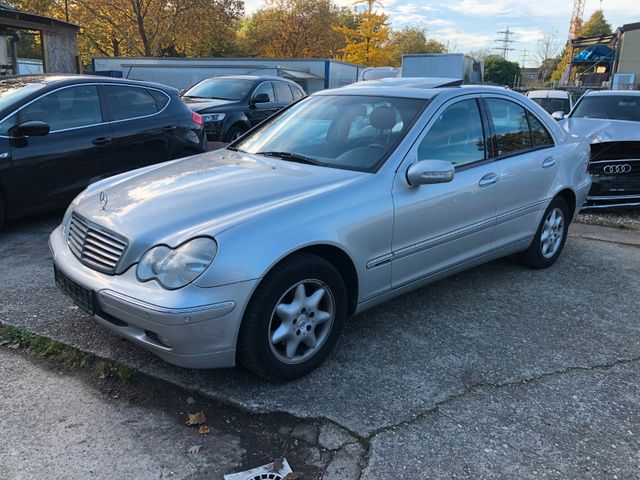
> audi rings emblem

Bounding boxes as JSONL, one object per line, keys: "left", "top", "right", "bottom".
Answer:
{"left": 603, "top": 164, "right": 632, "bottom": 174}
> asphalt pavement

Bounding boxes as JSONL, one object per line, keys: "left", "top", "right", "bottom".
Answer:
{"left": 2, "top": 212, "right": 640, "bottom": 478}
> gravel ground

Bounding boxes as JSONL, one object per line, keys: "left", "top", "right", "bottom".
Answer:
{"left": 576, "top": 210, "right": 640, "bottom": 230}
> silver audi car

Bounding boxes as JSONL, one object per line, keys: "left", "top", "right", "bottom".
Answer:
{"left": 50, "top": 80, "right": 591, "bottom": 381}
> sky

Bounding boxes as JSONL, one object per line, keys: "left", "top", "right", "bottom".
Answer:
{"left": 243, "top": 0, "right": 638, "bottom": 67}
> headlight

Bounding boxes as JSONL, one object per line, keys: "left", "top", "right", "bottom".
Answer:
{"left": 201, "top": 113, "right": 226, "bottom": 122}
{"left": 136, "top": 237, "right": 217, "bottom": 290}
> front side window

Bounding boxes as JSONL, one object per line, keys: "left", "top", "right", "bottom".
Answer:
{"left": 486, "top": 98, "right": 532, "bottom": 156}
{"left": 104, "top": 86, "right": 158, "bottom": 121}
{"left": 252, "top": 82, "right": 275, "bottom": 103}
{"left": 418, "top": 99, "right": 485, "bottom": 167}
{"left": 233, "top": 94, "right": 427, "bottom": 172}
{"left": 570, "top": 95, "right": 640, "bottom": 122}
{"left": 18, "top": 85, "right": 102, "bottom": 131}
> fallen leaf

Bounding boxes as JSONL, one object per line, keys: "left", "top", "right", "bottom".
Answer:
{"left": 283, "top": 473, "right": 304, "bottom": 480}
{"left": 187, "top": 445, "right": 202, "bottom": 455}
{"left": 198, "top": 425, "right": 211, "bottom": 435}
{"left": 8, "top": 343, "right": 20, "bottom": 350}
{"left": 186, "top": 411, "right": 206, "bottom": 426}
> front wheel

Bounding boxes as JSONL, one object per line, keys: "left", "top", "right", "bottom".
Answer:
{"left": 518, "top": 196, "right": 569, "bottom": 269}
{"left": 237, "top": 253, "right": 347, "bottom": 382}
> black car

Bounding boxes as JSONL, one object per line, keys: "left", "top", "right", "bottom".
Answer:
{"left": 0, "top": 75, "right": 206, "bottom": 228}
{"left": 181, "top": 75, "right": 305, "bottom": 142}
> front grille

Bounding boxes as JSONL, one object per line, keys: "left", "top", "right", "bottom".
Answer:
{"left": 67, "top": 212, "right": 128, "bottom": 274}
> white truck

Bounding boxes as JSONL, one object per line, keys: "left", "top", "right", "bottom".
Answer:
{"left": 401, "top": 54, "right": 483, "bottom": 84}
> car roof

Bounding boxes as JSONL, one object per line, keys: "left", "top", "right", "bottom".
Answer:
{"left": 198, "top": 74, "right": 299, "bottom": 83}
{"left": 0, "top": 74, "right": 177, "bottom": 92}
{"left": 315, "top": 80, "right": 512, "bottom": 100}
{"left": 583, "top": 89, "right": 640, "bottom": 97}
{"left": 527, "top": 90, "right": 570, "bottom": 99}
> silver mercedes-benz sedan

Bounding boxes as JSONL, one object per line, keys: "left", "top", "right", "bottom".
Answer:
{"left": 50, "top": 80, "right": 591, "bottom": 381}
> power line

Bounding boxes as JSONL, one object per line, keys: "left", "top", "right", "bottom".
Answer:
{"left": 495, "top": 26, "right": 516, "bottom": 59}
{"left": 519, "top": 49, "right": 531, "bottom": 68}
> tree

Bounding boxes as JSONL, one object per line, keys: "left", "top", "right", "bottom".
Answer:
{"left": 388, "top": 26, "right": 446, "bottom": 66}
{"left": 334, "top": 0, "right": 395, "bottom": 67}
{"left": 238, "top": 0, "right": 349, "bottom": 58}
{"left": 467, "top": 49, "right": 493, "bottom": 62}
{"left": 483, "top": 55, "right": 520, "bottom": 86}
{"left": 9, "top": 0, "right": 243, "bottom": 63}
{"left": 536, "top": 31, "right": 561, "bottom": 82}
{"left": 580, "top": 10, "right": 612, "bottom": 37}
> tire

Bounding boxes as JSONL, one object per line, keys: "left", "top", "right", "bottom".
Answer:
{"left": 518, "top": 196, "right": 570, "bottom": 269}
{"left": 225, "top": 125, "right": 247, "bottom": 143}
{"left": 237, "top": 253, "right": 347, "bottom": 382}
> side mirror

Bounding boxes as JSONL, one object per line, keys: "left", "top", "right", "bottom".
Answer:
{"left": 551, "top": 111, "right": 566, "bottom": 121}
{"left": 252, "top": 93, "right": 271, "bottom": 104}
{"left": 12, "top": 120, "right": 50, "bottom": 137}
{"left": 407, "top": 159, "right": 455, "bottom": 186}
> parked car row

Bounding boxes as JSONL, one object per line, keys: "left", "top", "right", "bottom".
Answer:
{"left": 1, "top": 72, "right": 635, "bottom": 381}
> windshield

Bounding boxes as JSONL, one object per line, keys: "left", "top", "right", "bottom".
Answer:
{"left": 232, "top": 94, "right": 427, "bottom": 172}
{"left": 570, "top": 95, "right": 640, "bottom": 122}
{"left": 183, "top": 78, "right": 254, "bottom": 101}
{"left": 531, "top": 97, "right": 570, "bottom": 114}
{"left": 0, "top": 79, "right": 48, "bottom": 112}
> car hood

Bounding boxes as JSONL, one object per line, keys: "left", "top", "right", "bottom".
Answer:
{"left": 181, "top": 97, "right": 238, "bottom": 111}
{"left": 74, "top": 150, "right": 365, "bottom": 267}
{"left": 561, "top": 117, "right": 640, "bottom": 143}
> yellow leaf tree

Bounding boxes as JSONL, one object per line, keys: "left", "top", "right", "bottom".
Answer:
{"left": 334, "top": 0, "right": 395, "bottom": 67}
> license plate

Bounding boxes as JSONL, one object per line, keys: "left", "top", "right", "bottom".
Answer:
{"left": 54, "top": 265, "right": 95, "bottom": 315}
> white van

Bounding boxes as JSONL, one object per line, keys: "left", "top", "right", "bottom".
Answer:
{"left": 526, "top": 90, "right": 573, "bottom": 117}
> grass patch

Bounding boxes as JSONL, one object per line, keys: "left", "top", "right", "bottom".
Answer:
{"left": 0, "top": 323, "right": 135, "bottom": 380}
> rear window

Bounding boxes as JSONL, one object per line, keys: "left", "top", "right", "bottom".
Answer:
{"left": 531, "top": 97, "right": 570, "bottom": 115}
{"left": 571, "top": 95, "right": 640, "bottom": 122}
{"left": 103, "top": 85, "right": 159, "bottom": 121}
{"left": 274, "top": 82, "right": 294, "bottom": 103}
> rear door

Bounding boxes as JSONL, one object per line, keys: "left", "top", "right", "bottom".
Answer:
{"left": 246, "top": 82, "right": 279, "bottom": 127}
{"left": 391, "top": 96, "right": 499, "bottom": 287}
{"left": 483, "top": 96, "right": 559, "bottom": 246}
{"left": 102, "top": 84, "right": 175, "bottom": 173}
{"left": 7, "top": 84, "right": 114, "bottom": 212}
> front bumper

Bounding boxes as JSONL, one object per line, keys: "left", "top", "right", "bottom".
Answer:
{"left": 49, "top": 225, "right": 258, "bottom": 369}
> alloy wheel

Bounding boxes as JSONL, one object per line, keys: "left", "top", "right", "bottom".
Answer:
{"left": 540, "top": 207, "right": 565, "bottom": 259}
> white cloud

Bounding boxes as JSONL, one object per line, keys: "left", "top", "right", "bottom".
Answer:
{"left": 448, "top": 0, "right": 511, "bottom": 16}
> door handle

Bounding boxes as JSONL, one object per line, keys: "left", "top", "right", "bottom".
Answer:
{"left": 542, "top": 156, "right": 556, "bottom": 168}
{"left": 92, "top": 137, "right": 112, "bottom": 146}
{"left": 479, "top": 173, "right": 499, "bottom": 187}
{"left": 162, "top": 125, "right": 177, "bottom": 132}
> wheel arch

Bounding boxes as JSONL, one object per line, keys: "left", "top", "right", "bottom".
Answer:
{"left": 555, "top": 188, "right": 577, "bottom": 221}
{"left": 255, "top": 243, "right": 359, "bottom": 317}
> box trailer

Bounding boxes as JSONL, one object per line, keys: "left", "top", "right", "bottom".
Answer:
{"left": 401, "top": 54, "right": 483, "bottom": 84}
{"left": 91, "top": 57, "right": 364, "bottom": 93}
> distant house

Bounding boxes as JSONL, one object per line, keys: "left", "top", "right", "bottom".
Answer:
{"left": 520, "top": 67, "right": 542, "bottom": 87}
{"left": 613, "top": 22, "right": 640, "bottom": 89}
{"left": 0, "top": 5, "right": 79, "bottom": 75}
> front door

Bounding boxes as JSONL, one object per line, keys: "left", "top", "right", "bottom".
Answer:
{"left": 246, "top": 82, "right": 280, "bottom": 128}
{"left": 7, "top": 84, "right": 114, "bottom": 212}
{"left": 391, "top": 97, "right": 499, "bottom": 287}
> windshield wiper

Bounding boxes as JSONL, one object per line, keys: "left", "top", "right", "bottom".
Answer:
{"left": 255, "top": 151, "right": 324, "bottom": 166}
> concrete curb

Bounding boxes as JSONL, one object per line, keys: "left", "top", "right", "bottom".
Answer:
{"left": 570, "top": 222, "right": 640, "bottom": 248}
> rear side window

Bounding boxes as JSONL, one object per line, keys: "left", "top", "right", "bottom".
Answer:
{"left": 486, "top": 98, "right": 532, "bottom": 156}
{"left": 148, "top": 89, "right": 170, "bottom": 110}
{"left": 274, "top": 82, "right": 294, "bottom": 103}
{"left": 290, "top": 85, "right": 304, "bottom": 100}
{"left": 18, "top": 85, "right": 102, "bottom": 131}
{"left": 252, "top": 82, "right": 275, "bottom": 102}
{"left": 103, "top": 85, "right": 159, "bottom": 121}
{"left": 418, "top": 98, "right": 486, "bottom": 167}
{"left": 528, "top": 113, "right": 554, "bottom": 148}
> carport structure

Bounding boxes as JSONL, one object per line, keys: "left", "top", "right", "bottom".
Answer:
{"left": 0, "top": 5, "right": 79, "bottom": 75}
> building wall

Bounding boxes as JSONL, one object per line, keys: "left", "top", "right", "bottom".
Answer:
{"left": 42, "top": 29, "right": 78, "bottom": 73}
{"left": 617, "top": 29, "right": 640, "bottom": 87}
